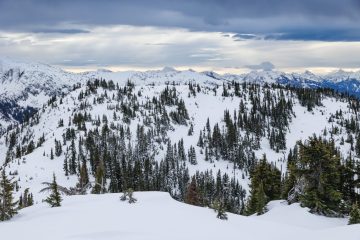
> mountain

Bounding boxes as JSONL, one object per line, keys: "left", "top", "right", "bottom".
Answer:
{"left": 1, "top": 192, "right": 358, "bottom": 240}
{"left": 0, "top": 58, "right": 227, "bottom": 134}
{"left": 1, "top": 57, "right": 360, "bottom": 136}
{"left": 0, "top": 57, "right": 82, "bottom": 134}
{"left": 0, "top": 74, "right": 358, "bottom": 202}
{"left": 1, "top": 61, "right": 360, "bottom": 236}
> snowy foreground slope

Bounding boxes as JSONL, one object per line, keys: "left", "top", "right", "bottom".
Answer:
{"left": 0, "top": 192, "right": 358, "bottom": 240}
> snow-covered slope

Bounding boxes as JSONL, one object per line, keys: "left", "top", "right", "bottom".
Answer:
{"left": 0, "top": 192, "right": 358, "bottom": 240}
{"left": 0, "top": 79, "right": 357, "bottom": 203}
{"left": 81, "top": 67, "right": 222, "bottom": 86}
{"left": 1, "top": 58, "right": 360, "bottom": 236}
{"left": 0, "top": 57, "right": 80, "bottom": 100}
{"left": 0, "top": 58, "right": 224, "bottom": 134}
{"left": 2, "top": 56, "right": 360, "bottom": 135}
{"left": 0, "top": 57, "right": 82, "bottom": 133}
{"left": 1, "top": 59, "right": 359, "bottom": 192}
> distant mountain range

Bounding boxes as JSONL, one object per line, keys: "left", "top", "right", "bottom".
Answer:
{"left": 1, "top": 56, "right": 360, "bottom": 133}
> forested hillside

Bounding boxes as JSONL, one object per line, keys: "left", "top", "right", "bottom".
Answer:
{"left": 1, "top": 78, "right": 359, "bottom": 220}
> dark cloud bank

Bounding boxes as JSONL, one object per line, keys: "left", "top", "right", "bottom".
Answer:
{"left": 0, "top": 0, "right": 359, "bottom": 41}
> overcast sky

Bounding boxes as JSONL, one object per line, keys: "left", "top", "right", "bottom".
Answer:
{"left": 0, "top": 0, "right": 360, "bottom": 73}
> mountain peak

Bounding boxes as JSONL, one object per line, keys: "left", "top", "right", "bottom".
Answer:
{"left": 161, "top": 66, "right": 177, "bottom": 72}
{"left": 96, "top": 68, "right": 113, "bottom": 73}
{"left": 303, "top": 70, "right": 315, "bottom": 75}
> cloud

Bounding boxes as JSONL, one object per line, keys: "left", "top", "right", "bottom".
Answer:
{"left": 0, "top": 0, "right": 359, "bottom": 41}
{"left": 32, "top": 29, "right": 90, "bottom": 34}
{"left": 245, "top": 62, "right": 275, "bottom": 71}
{"left": 263, "top": 30, "right": 360, "bottom": 42}
{"left": 0, "top": 1, "right": 360, "bottom": 72}
{"left": 1, "top": 25, "right": 360, "bottom": 73}
{"left": 0, "top": 26, "right": 230, "bottom": 68}
{"left": 145, "top": 42, "right": 174, "bottom": 46}
{"left": 2, "top": 24, "right": 359, "bottom": 73}
{"left": 232, "top": 34, "right": 260, "bottom": 41}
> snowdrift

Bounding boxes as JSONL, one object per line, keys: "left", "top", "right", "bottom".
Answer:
{"left": 0, "top": 192, "right": 359, "bottom": 240}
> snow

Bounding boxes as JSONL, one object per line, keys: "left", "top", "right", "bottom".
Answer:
{"left": 0, "top": 192, "right": 358, "bottom": 240}
{"left": 324, "top": 69, "right": 352, "bottom": 82}
{"left": 1, "top": 57, "right": 360, "bottom": 238}
{"left": 240, "top": 70, "right": 285, "bottom": 84}
{"left": 2, "top": 56, "right": 360, "bottom": 135}
{"left": 258, "top": 200, "right": 346, "bottom": 229}
{"left": 0, "top": 77, "right": 357, "bottom": 202}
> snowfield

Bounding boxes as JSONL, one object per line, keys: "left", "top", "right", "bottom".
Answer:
{"left": 0, "top": 192, "right": 358, "bottom": 240}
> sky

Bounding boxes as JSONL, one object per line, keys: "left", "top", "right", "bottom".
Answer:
{"left": 0, "top": 0, "right": 360, "bottom": 74}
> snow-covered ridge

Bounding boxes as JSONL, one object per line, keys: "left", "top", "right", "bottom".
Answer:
{"left": 0, "top": 57, "right": 82, "bottom": 133}
{"left": 1, "top": 56, "right": 360, "bottom": 134}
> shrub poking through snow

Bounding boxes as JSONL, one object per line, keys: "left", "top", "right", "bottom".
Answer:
{"left": 120, "top": 188, "right": 137, "bottom": 204}
{"left": 212, "top": 199, "right": 228, "bottom": 220}
{"left": 349, "top": 203, "right": 360, "bottom": 225}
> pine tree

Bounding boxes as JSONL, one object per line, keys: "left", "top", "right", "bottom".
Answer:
{"left": 188, "top": 123, "right": 194, "bottom": 136}
{"left": 50, "top": 148, "right": 54, "bottom": 160}
{"left": 18, "top": 188, "right": 34, "bottom": 209}
{"left": 349, "top": 203, "right": 360, "bottom": 225}
{"left": 246, "top": 155, "right": 281, "bottom": 215}
{"left": 296, "top": 137, "right": 342, "bottom": 215}
{"left": 55, "top": 139, "right": 62, "bottom": 157}
{"left": 356, "top": 134, "right": 360, "bottom": 157}
{"left": 77, "top": 161, "right": 89, "bottom": 190}
{"left": 282, "top": 146, "right": 299, "bottom": 203}
{"left": 212, "top": 198, "right": 228, "bottom": 220}
{"left": 255, "top": 182, "right": 267, "bottom": 215}
{"left": 63, "top": 152, "right": 69, "bottom": 176}
{"left": 92, "top": 161, "right": 105, "bottom": 194}
{"left": 0, "top": 170, "right": 18, "bottom": 221}
{"left": 188, "top": 146, "right": 197, "bottom": 165}
{"left": 44, "top": 174, "right": 62, "bottom": 207}
{"left": 68, "top": 139, "right": 77, "bottom": 175}
{"left": 185, "top": 176, "right": 200, "bottom": 206}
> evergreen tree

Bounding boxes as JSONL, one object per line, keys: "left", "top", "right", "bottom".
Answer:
{"left": 255, "top": 182, "right": 267, "bottom": 215}
{"left": 349, "top": 203, "right": 360, "bottom": 225}
{"left": 92, "top": 161, "right": 105, "bottom": 194}
{"left": 296, "top": 137, "right": 342, "bottom": 216}
{"left": 68, "top": 139, "right": 77, "bottom": 175}
{"left": 212, "top": 198, "right": 228, "bottom": 220}
{"left": 55, "top": 139, "right": 62, "bottom": 157}
{"left": 0, "top": 170, "right": 18, "bottom": 221}
{"left": 188, "top": 146, "right": 197, "bottom": 165}
{"left": 27, "top": 140, "right": 35, "bottom": 154}
{"left": 355, "top": 134, "right": 360, "bottom": 157}
{"left": 185, "top": 176, "right": 200, "bottom": 206}
{"left": 77, "top": 161, "right": 89, "bottom": 190}
{"left": 282, "top": 146, "right": 299, "bottom": 203}
{"left": 246, "top": 155, "right": 281, "bottom": 215}
{"left": 18, "top": 188, "right": 34, "bottom": 209}
{"left": 44, "top": 174, "right": 62, "bottom": 207}
{"left": 63, "top": 152, "right": 69, "bottom": 176}
{"left": 50, "top": 148, "right": 54, "bottom": 160}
